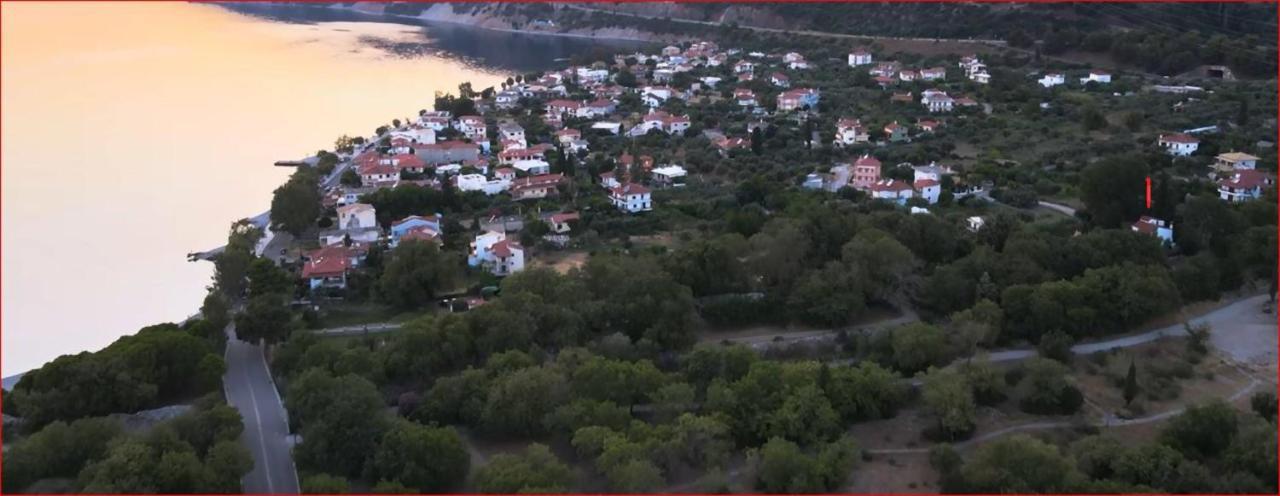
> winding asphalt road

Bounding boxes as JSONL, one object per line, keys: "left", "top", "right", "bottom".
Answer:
{"left": 223, "top": 324, "right": 299, "bottom": 494}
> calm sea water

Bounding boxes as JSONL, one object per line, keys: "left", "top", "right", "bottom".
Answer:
{"left": 1, "top": 2, "right": 643, "bottom": 376}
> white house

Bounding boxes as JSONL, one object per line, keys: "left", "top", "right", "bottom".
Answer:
{"left": 868, "top": 179, "right": 915, "bottom": 204}
{"left": 390, "top": 127, "right": 436, "bottom": 145}
{"left": 499, "top": 122, "right": 526, "bottom": 143}
{"left": 610, "top": 183, "right": 652, "bottom": 213}
{"left": 1038, "top": 73, "right": 1065, "bottom": 88}
{"left": 455, "top": 173, "right": 510, "bottom": 195}
{"left": 651, "top": 165, "right": 688, "bottom": 186}
{"left": 592, "top": 121, "right": 622, "bottom": 135}
{"left": 1080, "top": 70, "right": 1112, "bottom": 84}
{"left": 359, "top": 162, "right": 400, "bottom": 185}
{"left": 468, "top": 230, "right": 525, "bottom": 276}
{"left": 921, "top": 90, "right": 954, "bottom": 113}
{"left": 914, "top": 178, "right": 941, "bottom": 204}
{"left": 778, "top": 88, "right": 820, "bottom": 112}
{"left": 1158, "top": 133, "right": 1200, "bottom": 156}
{"left": 1214, "top": 152, "right": 1259, "bottom": 173}
{"left": 511, "top": 159, "right": 551, "bottom": 175}
{"left": 966, "top": 216, "right": 986, "bottom": 232}
{"left": 848, "top": 50, "right": 873, "bottom": 67}
{"left": 546, "top": 212, "right": 579, "bottom": 234}
{"left": 835, "top": 118, "right": 869, "bottom": 146}
{"left": 456, "top": 115, "right": 487, "bottom": 137}
{"left": 913, "top": 163, "right": 953, "bottom": 183}
{"left": 920, "top": 67, "right": 946, "bottom": 81}
{"left": 337, "top": 203, "right": 377, "bottom": 230}
{"left": 1130, "top": 216, "right": 1174, "bottom": 244}
{"left": 1217, "top": 170, "right": 1274, "bottom": 203}
{"left": 700, "top": 76, "right": 723, "bottom": 89}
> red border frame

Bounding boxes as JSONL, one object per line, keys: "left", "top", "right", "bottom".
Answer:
{"left": 0, "top": 1, "right": 1277, "bottom": 495}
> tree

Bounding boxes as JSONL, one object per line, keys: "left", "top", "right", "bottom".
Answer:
{"left": 922, "top": 369, "right": 977, "bottom": 441}
{"left": 288, "top": 370, "right": 389, "bottom": 477}
{"left": 958, "top": 435, "right": 1084, "bottom": 492}
{"left": 1081, "top": 105, "right": 1107, "bottom": 131}
{"left": 200, "top": 292, "right": 231, "bottom": 333}
{"left": 1122, "top": 358, "right": 1139, "bottom": 406}
{"left": 840, "top": 229, "right": 917, "bottom": 304}
{"left": 481, "top": 366, "right": 569, "bottom": 437}
{"left": 270, "top": 168, "right": 322, "bottom": 237}
{"left": 1249, "top": 391, "right": 1276, "bottom": 422}
{"left": 246, "top": 257, "right": 292, "bottom": 298}
{"left": 1079, "top": 156, "right": 1147, "bottom": 228}
{"left": 213, "top": 220, "right": 260, "bottom": 298}
{"left": 234, "top": 293, "right": 292, "bottom": 344}
{"left": 753, "top": 436, "right": 857, "bottom": 492}
{"left": 1, "top": 417, "right": 124, "bottom": 492}
{"left": 890, "top": 322, "right": 948, "bottom": 373}
{"left": 607, "top": 459, "right": 664, "bottom": 492}
{"left": 1017, "top": 358, "right": 1083, "bottom": 415}
{"left": 768, "top": 385, "right": 841, "bottom": 446}
{"left": 366, "top": 421, "right": 470, "bottom": 492}
{"left": 301, "top": 474, "right": 350, "bottom": 494}
{"left": 787, "top": 262, "right": 866, "bottom": 326}
{"left": 376, "top": 240, "right": 462, "bottom": 310}
{"left": 340, "top": 168, "right": 361, "bottom": 187}
{"left": 753, "top": 437, "right": 815, "bottom": 492}
{"left": 1159, "top": 399, "right": 1238, "bottom": 460}
{"left": 750, "top": 127, "right": 763, "bottom": 155}
{"left": 474, "top": 444, "right": 574, "bottom": 493}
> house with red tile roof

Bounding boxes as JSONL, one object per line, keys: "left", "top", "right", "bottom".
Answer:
{"left": 468, "top": 230, "right": 525, "bottom": 276}
{"left": 610, "top": 183, "right": 652, "bottom": 213}
{"left": 869, "top": 179, "right": 915, "bottom": 204}
{"left": 1158, "top": 133, "right": 1200, "bottom": 156}
{"left": 301, "top": 245, "right": 364, "bottom": 290}
{"left": 836, "top": 118, "right": 869, "bottom": 146}
{"left": 852, "top": 155, "right": 882, "bottom": 189}
{"left": 1217, "top": 170, "right": 1274, "bottom": 203}
{"left": 509, "top": 173, "right": 564, "bottom": 201}
{"left": 547, "top": 211, "right": 580, "bottom": 234}
{"left": 1130, "top": 216, "right": 1173, "bottom": 244}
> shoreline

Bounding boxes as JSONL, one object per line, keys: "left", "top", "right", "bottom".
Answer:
{"left": 311, "top": 3, "right": 669, "bottom": 44}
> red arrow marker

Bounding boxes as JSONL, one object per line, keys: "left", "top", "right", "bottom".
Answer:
{"left": 1145, "top": 176, "right": 1152, "bottom": 209}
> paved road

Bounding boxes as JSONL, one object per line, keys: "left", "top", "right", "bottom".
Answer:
{"left": 982, "top": 294, "right": 1270, "bottom": 364}
{"left": 1037, "top": 200, "right": 1078, "bottom": 217}
{"left": 223, "top": 325, "right": 299, "bottom": 494}
{"left": 310, "top": 322, "right": 403, "bottom": 337}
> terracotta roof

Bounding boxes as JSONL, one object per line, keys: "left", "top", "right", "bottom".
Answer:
{"left": 400, "top": 226, "right": 441, "bottom": 242}
{"left": 393, "top": 154, "right": 426, "bottom": 169}
{"left": 611, "top": 183, "right": 651, "bottom": 196}
{"left": 1160, "top": 133, "right": 1199, "bottom": 144}
{"left": 854, "top": 155, "right": 882, "bottom": 167}
{"left": 914, "top": 179, "right": 940, "bottom": 189}
{"left": 1219, "top": 170, "right": 1273, "bottom": 190}
{"left": 550, "top": 212, "right": 580, "bottom": 223}
{"left": 870, "top": 179, "right": 913, "bottom": 192}
{"left": 1131, "top": 216, "right": 1162, "bottom": 235}
{"left": 301, "top": 245, "right": 354, "bottom": 279}
{"left": 490, "top": 240, "right": 522, "bottom": 258}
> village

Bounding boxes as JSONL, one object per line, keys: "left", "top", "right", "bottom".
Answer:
{"left": 291, "top": 40, "right": 1274, "bottom": 303}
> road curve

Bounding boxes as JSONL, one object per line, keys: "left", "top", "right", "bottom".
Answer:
{"left": 223, "top": 325, "right": 300, "bottom": 494}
